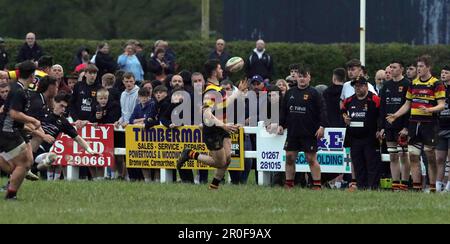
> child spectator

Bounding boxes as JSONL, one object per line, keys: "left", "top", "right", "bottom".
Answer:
{"left": 144, "top": 85, "right": 185, "bottom": 183}
{"left": 93, "top": 88, "right": 121, "bottom": 124}
{"left": 129, "top": 88, "right": 156, "bottom": 182}
{"left": 144, "top": 85, "right": 172, "bottom": 129}
{"left": 140, "top": 80, "right": 154, "bottom": 98}
{"left": 92, "top": 88, "right": 121, "bottom": 180}
{"left": 129, "top": 88, "right": 155, "bottom": 125}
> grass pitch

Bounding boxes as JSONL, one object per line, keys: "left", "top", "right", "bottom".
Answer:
{"left": 1, "top": 178, "right": 450, "bottom": 224}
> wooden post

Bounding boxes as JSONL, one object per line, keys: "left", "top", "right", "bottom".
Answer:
{"left": 201, "top": 0, "right": 210, "bottom": 40}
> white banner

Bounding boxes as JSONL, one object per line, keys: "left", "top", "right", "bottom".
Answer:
{"left": 257, "top": 125, "right": 351, "bottom": 174}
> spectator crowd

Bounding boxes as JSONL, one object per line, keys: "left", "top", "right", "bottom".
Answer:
{"left": 1, "top": 32, "right": 450, "bottom": 195}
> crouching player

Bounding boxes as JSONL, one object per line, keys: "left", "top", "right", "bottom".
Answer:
{"left": 31, "top": 93, "right": 98, "bottom": 176}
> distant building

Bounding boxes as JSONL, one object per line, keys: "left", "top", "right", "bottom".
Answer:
{"left": 224, "top": 0, "right": 450, "bottom": 44}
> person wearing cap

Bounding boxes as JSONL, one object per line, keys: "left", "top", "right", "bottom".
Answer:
{"left": 339, "top": 59, "right": 378, "bottom": 191}
{"left": 436, "top": 65, "right": 450, "bottom": 192}
{"left": 387, "top": 55, "right": 446, "bottom": 193}
{"left": 250, "top": 75, "right": 268, "bottom": 93}
{"left": 50, "top": 64, "right": 72, "bottom": 94}
{"left": 0, "top": 38, "right": 8, "bottom": 71}
{"left": 341, "top": 77, "right": 382, "bottom": 190}
{"left": 277, "top": 65, "right": 327, "bottom": 190}
{"left": 378, "top": 60, "right": 411, "bottom": 191}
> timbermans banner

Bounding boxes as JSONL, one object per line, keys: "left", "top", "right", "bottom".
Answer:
{"left": 126, "top": 126, "right": 244, "bottom": 171}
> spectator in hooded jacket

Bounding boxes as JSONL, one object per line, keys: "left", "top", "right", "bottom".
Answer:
{"left": 115, "top": 72, "right": 139, "bottom": 128}
{"left": 246, "top": 39, "right": 274, "bottom": 81}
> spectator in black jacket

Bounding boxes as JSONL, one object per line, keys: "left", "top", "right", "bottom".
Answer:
{"left": 90, "top": 88, "right": 120, "bottom": 180}
{"left": 95, "top": 42, "right": 118, "bottom": 80}
{"left": 92, "top": 88, "right": 121, "bottom": 124}
{"left": 144, "top": 85, "right": 172, "bottom": 129}
{"left": 0, "top": 38, "right": 8, "bottom": 70}
{"left": 246, "top": 39, "right": 274, "bottom": 81}
{"left": 17, "top": 33, "right": 44, "bottom": 63}
{"left": 209, "top": 39, "right": 231, "bottom": 79}
{"left": 323, "top": 68, "right": 347, "bottom": 128}
{"left": 70, "top": 64, "right": 102, "bottom": 128}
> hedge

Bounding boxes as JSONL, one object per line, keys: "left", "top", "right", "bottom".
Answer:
{"left": 3, "top": 39, "right": 450, "bottom": 86}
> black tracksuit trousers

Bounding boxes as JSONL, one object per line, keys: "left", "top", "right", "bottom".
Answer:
{"left": 350, "top": 137, "right": 381, "bottom": 190}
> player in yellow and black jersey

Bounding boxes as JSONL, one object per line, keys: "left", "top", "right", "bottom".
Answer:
{"left": 0, "top": 55, "right": 53, "bottom": 91}
{"left": 387, "top": 55, "right": 446, "bottom": 192}
{"left": 176, "top": 59, "right": 248, "bottom": 190}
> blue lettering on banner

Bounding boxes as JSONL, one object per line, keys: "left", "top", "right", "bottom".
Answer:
{"left": 261, "top": 151, "right": 280, "bottom": 160}
{"left": 260, "top": 161, "right": 282, "bottom": 170}
{"left": 318, "top": 131, "right": 344, "bottom": 151}
{"left": 297, "top": 153, "right": 344, "bottom": 166}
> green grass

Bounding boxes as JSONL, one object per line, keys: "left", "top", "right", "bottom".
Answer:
{"left": 1, "top": 178, "right": 450, "bottom": 224}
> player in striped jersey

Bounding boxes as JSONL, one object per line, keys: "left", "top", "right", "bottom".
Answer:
{"left": 387, "top": 55, "right": 446, "bottom": 192}
{"left": 177, "top": 59, "right": 248, "bottom": 190}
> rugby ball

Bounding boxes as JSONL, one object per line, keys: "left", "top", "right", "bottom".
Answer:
{"left": 226, "top": 57, "right": 245, "bottom": 73}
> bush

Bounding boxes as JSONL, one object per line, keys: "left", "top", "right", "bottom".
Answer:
{"left": 4, "top": 39, "right": 450, "bottom": 86}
